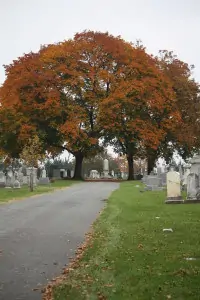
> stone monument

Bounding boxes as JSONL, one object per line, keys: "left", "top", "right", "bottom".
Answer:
{"left": 165, "top": 170, "right": 183, "bottom": 204}
{"left": 26, "top": 167, "right": 37, "bottom": 187}
{"left": 182, "top": 163, "right": 191, "bottom": 189}
{"left": 0, "top": 171, "right": 6, "bottom": 188}
{"left": 102, "top": 159, "right": 109, "bottom": 178}
{"left": 190, "top": 154, "right": 200, "bottom": 175}
{"left": 5, "top": 169, "right": 13, "bottom": 188}
{"left": 41, "top": 168, "right": 47, "bottom": 178}
{"left": 13, "top": 171, "right": 21, "bottom": 189}
{"left": 90, "top": 170, "right": 100, "bottom": 179}
{"left": 39, "top": 168, "right": 50, "bottom": 185}
{"left": 186, "top": 173, "right": 199, "bottom": 202}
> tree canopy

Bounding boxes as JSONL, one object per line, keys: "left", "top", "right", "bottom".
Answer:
{"left": 0, "top": 31, "right": 199, "bottom": 179}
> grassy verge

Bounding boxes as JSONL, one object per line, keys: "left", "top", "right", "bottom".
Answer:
{"left": 0, "top": 180, "right": 80, "bottom": 203}
{"left": 53, "top": 181, "right": 200, "bottom": 300}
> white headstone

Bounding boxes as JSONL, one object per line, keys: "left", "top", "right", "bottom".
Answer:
{"left": 186, "top": 173, "right": 199, "bottom": 200}
{"left": 102, "top": 159, "right": 109, "bottom": 178}
{"left": 103, "top": 159, "right": 109, "bottom": 171}
{"left": 41, "top": 169, "right": 47, "bottom": 178}
{"left": 165, "top": 171, "right": 183, "bottom": 204}
{"left": 90, "top": 170, "right": 99, "bottom": 179}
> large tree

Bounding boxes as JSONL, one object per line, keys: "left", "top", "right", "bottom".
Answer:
{"left": 99, "top": 46, "right": 178, "bottom": 179}
{"left": 144, "top": 50, "right": 200, "bottom": 172}
{"left": 0, "top": 31, "right": 136, "bottom": 179}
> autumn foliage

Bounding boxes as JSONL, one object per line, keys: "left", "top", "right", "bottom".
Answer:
{"left": 0, "top": 31, "right": 199, "bottom": 179}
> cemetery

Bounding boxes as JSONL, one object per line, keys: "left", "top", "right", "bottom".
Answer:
{"left": 0, "top": 7, "right": 200, "bottom": 299}
{"left": 50, "top": 181, "right": 200, "bottom": 300}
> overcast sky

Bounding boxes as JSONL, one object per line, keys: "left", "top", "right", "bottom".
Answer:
{"left": 0, "top": 0, "right": 200, "bottom": 84}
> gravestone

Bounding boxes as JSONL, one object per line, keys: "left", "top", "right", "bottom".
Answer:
{"left": 90, "top": 170, "right": 99, "bottom": 179}
{"left": 145, "top": 175, "right": 163, "bottom": 191}
{"left": 179, "top": 164, "right": 184, "bottom": 181}
{"left": 41, "top": 169, "right": 47, "bottom": 178}
{"left": 71, "top": 170, "right": 74, "bottom": 178}
{"left": 157, "top": 167, "right": 162, "bottom": 178}
{"left": 182, "top": 164, "right": 191, "bottom": 188}
{"left": 165, "top": 171, "right": 183, "bottom": 204}
{"left": 142, "top": 173, "right": 148, "bottom": 184}
{"left": 13, "top": 179, "right": 21, "bottom": 189}
{"left": 0, "top": 171, "right": 6, "bottom": 188}
{"left": 102, "top": 159, "right": 109, "bottom": 178}
{"left": 39, "top": 177, "right": 50, "bottom": 185}
{"left": 26, "top": 167, "right": 37, "bottom": 187}
{"left": 186, "top": 173, "right": 199, "bottom": 202}
{"left": 190, "top": 154, "right": 200, "bottom": 175}
{"left": 5, "top": 169, "right": 13, "bottom": 188}
{"left": 39, "top": 168, "right": 50, "bottom": 185}
{"left": 23, "top": 175, "right": 28, "bottom": 185}
{"left": 160, "top": 172, "right": 167, "bottom": 186}
{"left": 18, "top": 168, "right": 24, "bottom": 185}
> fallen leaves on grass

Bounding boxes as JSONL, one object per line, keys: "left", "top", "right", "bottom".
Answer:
{"left": 172, "top": 268, "right": 190, "bottom": 276}
{"left": 104, "top": 284, "right": 113, "bottom": 287}
{"left": 97, "top": 292, "right": 107, "bottom": 299}
{"left": 137, "top": 244, "right": 144, "bottom": 250}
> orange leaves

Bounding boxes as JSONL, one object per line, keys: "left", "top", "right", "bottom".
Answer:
{"left": 1, "top": 30, "right": 195, "bottom": 164}
{"left": 98, "top": 42, "right": 178, "bottom": 156}
{"left": 18, "top": 124, "right": 37, "bottom": 142}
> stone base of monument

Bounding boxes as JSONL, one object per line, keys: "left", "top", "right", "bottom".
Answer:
{"left": 39, "top": 178, "right": 50, "bottom": 185}
{"left": 145, "top": 185, "right": 163, "bottom": 191}
{"left": 184, "top": 199, "right": 200, "bottom": 204}
{"left": 165, "top": 196, "right": 184, "bottom": 204}
{"left": 13, "top": 180, "right": 21, "bottom": 189}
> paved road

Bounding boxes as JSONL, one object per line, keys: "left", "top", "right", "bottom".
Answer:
{"left": 0, "top": 182, "right": 119, "bottom": 300}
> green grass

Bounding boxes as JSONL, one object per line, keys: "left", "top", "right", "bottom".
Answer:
{"left": 0, "top": 180, "right": 80, "bottom": 203}
{"left": 53, "top": 181, "right": 200, "bottom": 300}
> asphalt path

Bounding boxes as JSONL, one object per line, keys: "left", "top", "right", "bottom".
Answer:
{"left": 0, "top": 182, "right": 119, "bottom": 300}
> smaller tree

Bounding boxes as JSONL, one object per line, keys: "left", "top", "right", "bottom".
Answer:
{"left": 20, "top": 136, "right": 45, "bottom": 191}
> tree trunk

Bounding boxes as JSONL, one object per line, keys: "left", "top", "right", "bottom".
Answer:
{"left": 127, "top": 154, "right": 134, "bottom": 180}
{"left": 147, "top": 153, "right": 157, "bottom": 174}
{"left": 73, "top": 152, "right": 84, "bottom": 180}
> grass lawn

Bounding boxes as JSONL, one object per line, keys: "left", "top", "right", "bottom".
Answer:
{"left": 0, "top": 180, "right": 80, "bottom": 203}
{"left": 53, "top": 181, "right": 200, "bottom": 300}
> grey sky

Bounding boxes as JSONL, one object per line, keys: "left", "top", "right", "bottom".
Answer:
{"left": 1, "top": 0, "right": 200, "bottom": 84}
